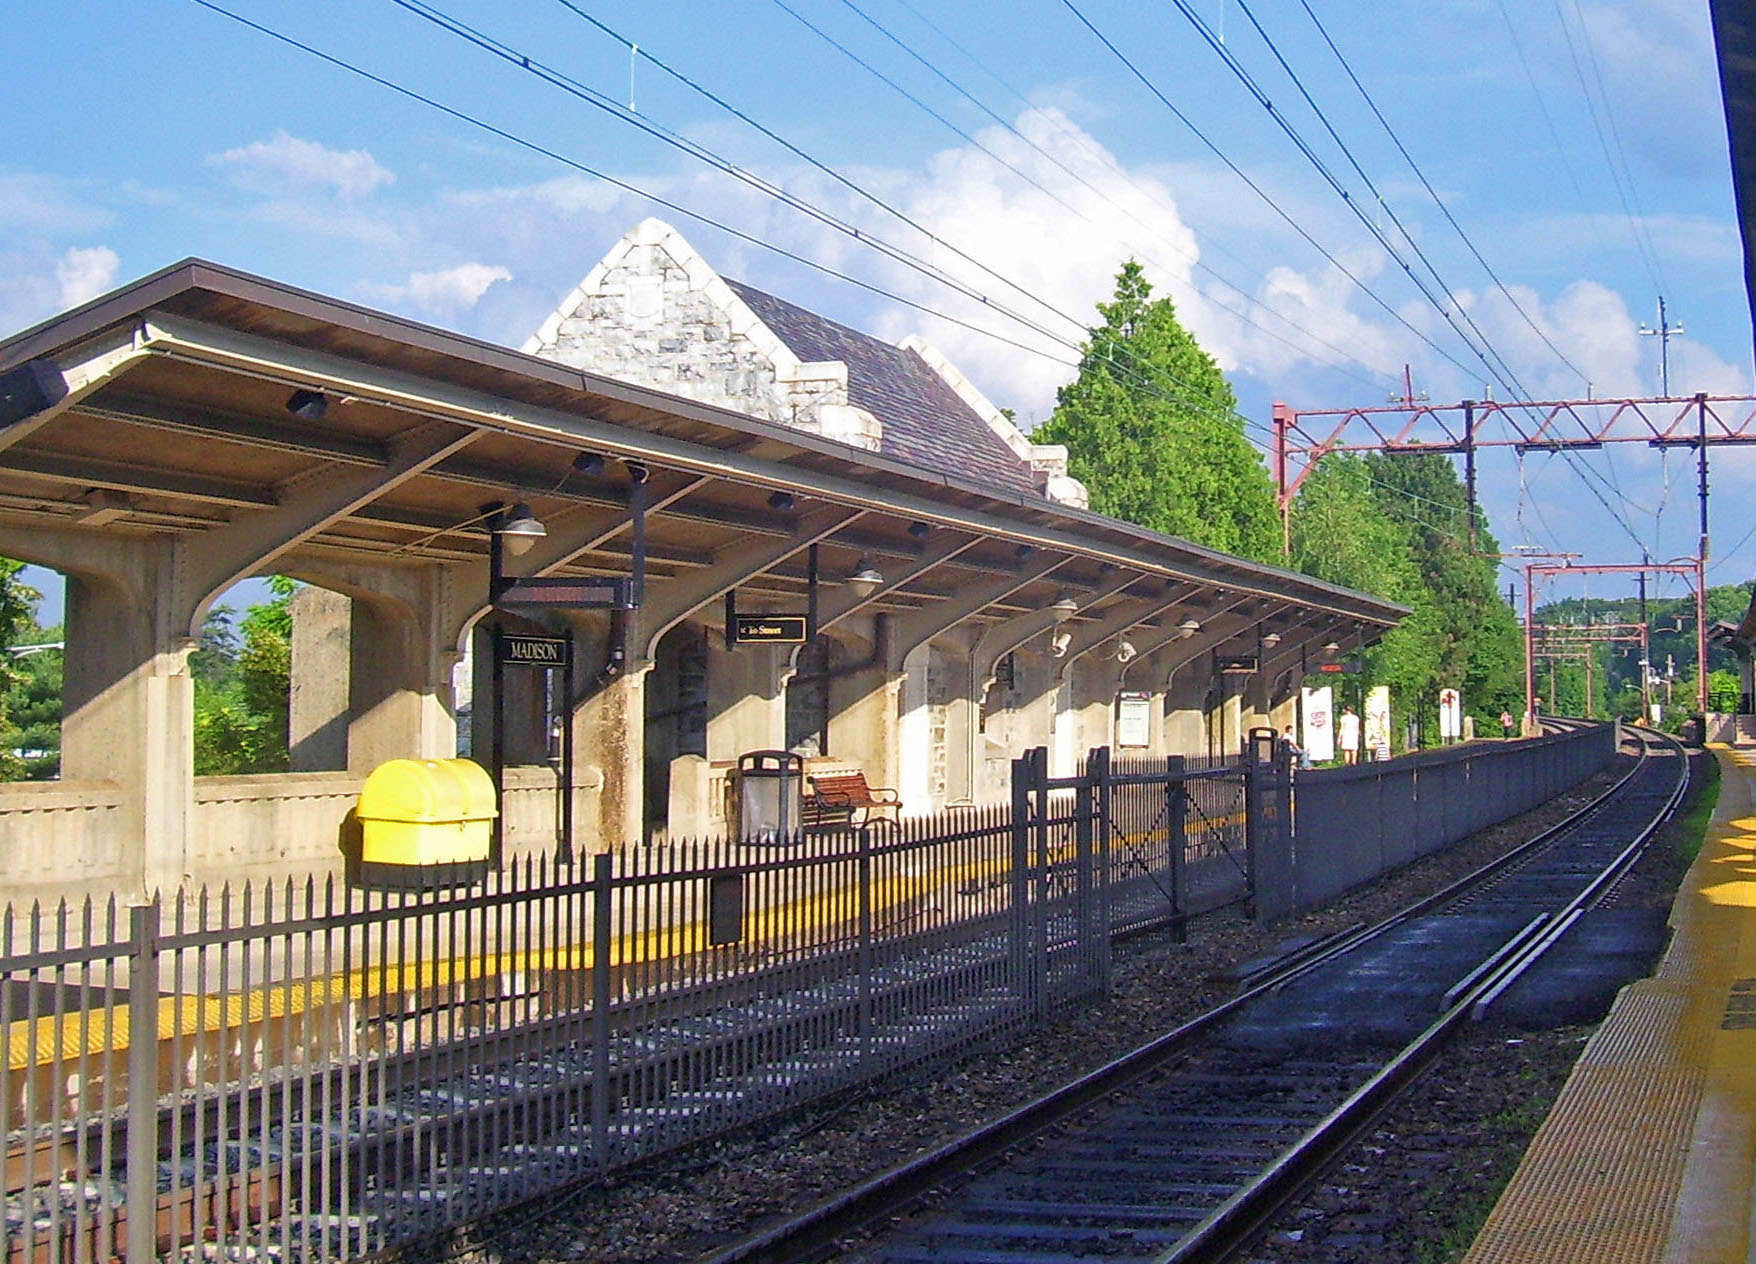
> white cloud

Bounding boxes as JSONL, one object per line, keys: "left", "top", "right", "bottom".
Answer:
{"left": 55, "top": 246, "right": 119, "bottom": 309}
{"left": 357, "top": 263, "right": 512, "bottom": 319}
{"left": 209, "top": 131, "right": 394, "bottom": 200}
{"left": 0, "top": 171, "right": 112, "bottom": 235}
{"left": 0, "top": 244, "right": 119, "bottom": 335}
{"left": 846, "top": 107, "right": 1210, "bottom": 424}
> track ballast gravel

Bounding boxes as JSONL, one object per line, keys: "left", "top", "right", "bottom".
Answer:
{"left": 413, "top": 748, "right": 1687, "bottom": 1264}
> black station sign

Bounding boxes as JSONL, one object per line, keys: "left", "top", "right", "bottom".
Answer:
{"left": 730, "top": 614, "right": 810, "bottom": 644}
{"left": 1215, "top": 654, "right": 1260, "bottom": 674}
{"left": 498, "top": 634, "right": 572, "bottom": 668}
{"left": 494, "top": 575, "right": 634, "bottom": 609}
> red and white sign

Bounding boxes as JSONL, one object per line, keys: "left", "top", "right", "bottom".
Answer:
{"left": 1301, "top": 686, "right": 1334, "bottom": 763}
{"left": 1439, "top": 688, "right": 1463, "bottom": 741}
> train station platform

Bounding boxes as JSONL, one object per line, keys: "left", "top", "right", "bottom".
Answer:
{"left": 1464, "top": 744, "right": 1756, "bottom": 1263}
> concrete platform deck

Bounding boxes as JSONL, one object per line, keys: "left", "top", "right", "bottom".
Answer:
{"left": 1464, "top": 745, "right": 1756, "bottom": 1263}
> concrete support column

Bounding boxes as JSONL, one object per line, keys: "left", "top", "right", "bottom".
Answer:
{"left": 347, "top": 599, "right": 423, "bottom": 772}
{"left": 705, "top": 641, "right": 788, "bottom": 761}
{"left": 289, "top": 587, "right": 350, "bottom": 771}
{"left": 62, "top": 565, "right": 194, "bottom": 900}
{"left": 827, "top": 664, "right": 900, "bottom": 790}
{"left": 1161, "top": 670, "right": 1209, "bottom": 756}
{"left": 897, "top": 644, "right": 933, "bottom": 811}
{"left": 574, "top": 657, "right": 652, "bottom": 852}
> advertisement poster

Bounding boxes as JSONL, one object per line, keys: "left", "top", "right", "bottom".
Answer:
{"left": 1301, "top": 686, "right": 1334, "bottom": 763}
{"left": 1365, "top": 686, "right": 1392, "bottom": 759}
{"left": 1439, "top": 687, "right": 1463, "bottom": 741}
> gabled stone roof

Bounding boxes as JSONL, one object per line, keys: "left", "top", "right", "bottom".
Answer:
{"left": 524, "top": 218, "right": 1085, "bottom": 507}
{"left": 722, "top": 279, "right": 1036, "bottom": 496}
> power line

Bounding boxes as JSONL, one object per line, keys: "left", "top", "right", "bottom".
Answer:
{"left": 1550, "top": 0, "right": 1667, "bottom": 292}
{"left": 1181, "top": 0, "right": 1546, "bottom": 411}
{"left": 398, "top": 0, "right": 1394, "bottom": 467}
{"left": 1055, "top": 0, "right": 1490, "bottom": 383}
{"left": 1085, "top": 0, "right": 1649, "bottom": 552}
{"left": 1293, "top": 0, "right": 1591, "bottom": 391}
{"left": 389, "top": 0, "right": 1079, "bottom": 352}
{"left": 190, "top": 0, "right": 1071, "bottom": 365}
{"left": 815, "top": 0, "right": 1394, "bottom": 390}
{"left": 1492, "top": 1, "right": 1622, "bottom": 280}
{"left": 189, "top": 0, "right": 1544, "bottom": 571}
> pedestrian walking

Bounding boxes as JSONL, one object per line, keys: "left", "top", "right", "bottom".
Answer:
{"left": 1338, "top": 707, "right": 1360, "bottom": 765}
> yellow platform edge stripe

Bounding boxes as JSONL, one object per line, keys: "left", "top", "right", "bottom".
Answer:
{"left": 1, "top": 820, "right": 1230, "bottom": 1071}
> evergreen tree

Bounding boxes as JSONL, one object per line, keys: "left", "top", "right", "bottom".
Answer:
{"left": 1361, "top": 454, "right": 1525, "bottom": 733}
{"left": 1034, "top": 262, "right": 1279, "bottom": 561}
{"left": 1, "top": 631, "right": 61, "bottom": 780}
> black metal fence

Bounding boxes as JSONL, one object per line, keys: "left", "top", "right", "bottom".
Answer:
{"left": 0, "top": 751, "right": 1236, "bottom": 1263}
{"left": 0, "top": 725, "right": 1617, "bottom": 1262}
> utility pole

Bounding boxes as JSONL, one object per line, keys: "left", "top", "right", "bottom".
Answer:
{"left": 1640, "top": 297, "right": 1684, "bottom": 398}
{"left": 1638, "top": 556, "right": 1650, "bottom": 722}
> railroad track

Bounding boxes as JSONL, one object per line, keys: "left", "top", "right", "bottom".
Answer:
{"left": 700, "top": 724, "right": 1689, "bottom": 1264}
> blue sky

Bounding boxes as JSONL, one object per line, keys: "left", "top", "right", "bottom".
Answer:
{"left": 3, "top": 0, "right": 1750, "bottom": 613}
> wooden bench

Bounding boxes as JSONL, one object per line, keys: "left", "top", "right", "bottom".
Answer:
{"left": 804, "top": 771, "right": 901, "bottom": 828}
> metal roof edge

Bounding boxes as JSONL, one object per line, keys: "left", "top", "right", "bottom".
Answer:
{"left": 16, "top": 259, "right": 1408, "bottom": 626}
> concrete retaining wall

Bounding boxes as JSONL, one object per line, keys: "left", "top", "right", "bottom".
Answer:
{"left": 1287, "top": 723, "right": 1618, "bottom": 915}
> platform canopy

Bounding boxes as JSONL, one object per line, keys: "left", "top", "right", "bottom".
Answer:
{"left": 0, "top": 259, "right": 1404, "bottom": 663}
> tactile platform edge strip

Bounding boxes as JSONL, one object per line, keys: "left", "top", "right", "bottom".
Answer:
{"left": 1462, "top": 1062, "right": 1703, "bottom": 1264}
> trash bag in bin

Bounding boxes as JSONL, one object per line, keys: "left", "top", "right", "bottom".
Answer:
{"left": 734, "top": 750, "right": 803, "bottom": 843}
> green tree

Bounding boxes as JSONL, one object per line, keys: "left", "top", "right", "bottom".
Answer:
{"left": 1361, "top": 454, "right": 1525, "bottom": 734}
{"left": 192, "top": 579, "right": 295, "bottom": 775}
{"left": 1288, "top": 455, "right": 1443, "bottom": 738}
{"left": 0, "top": 560, "right": 42, "bottom": 780}
{"left": 1, "top": 629, "right": 61, "bottom": 780}
{"left": 1034, "top": 261, "right": 1279, "bottom": 561}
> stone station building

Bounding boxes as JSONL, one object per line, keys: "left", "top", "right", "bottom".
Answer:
{"left": 0, "top": 233, "right": 1403, "bottom": 907}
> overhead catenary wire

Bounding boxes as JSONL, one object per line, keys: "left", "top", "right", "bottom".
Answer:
{"left": 1070, "top": 0, "right": 1651, "bottom": 556}
{"left": 1054, "top": 0, "right": 1490, "bottom": 386}
{"left": 188, "top": 0, "right": 1607, "bottom": 584}
{"left": 1551, "top": 0, "right": 1668, "bottom": 293}
{"left": 810, "top": 0, "right": 1396, "bottom": 391}
{"left": 365, "top": 0, "right": 1404, "bottom": 467}
{"left": 388, "top": 0, "right": 1079, "bottom": 352}
{"left": 190, "top": 0, "right": 1309, "bottom": 478}
{"left": 886, "top": 0, "right": 1396, "bottom": 394}
{"left": 1493, "top": 0, "right": 1622, "bottom": 276}
{"left": 1179, "top": 0, "right": 1552, "bottom": 412}
{"left": 188, "top": 0, "right": 1071, "bottom": 365}
{"left": 1293, "top": 0, "right": 1591, "bottom": 391}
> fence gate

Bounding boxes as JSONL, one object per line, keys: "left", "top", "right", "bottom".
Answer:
{"left": 1245, "top": 726, "right": 1296, "bottom": 922}
{"left": 1009, "top": 747, "right": 1109, "bottom": 1017}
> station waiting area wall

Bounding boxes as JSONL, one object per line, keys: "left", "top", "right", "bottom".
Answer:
{"left": 1283, "top": 724, "right": 1619, "bottom": 916}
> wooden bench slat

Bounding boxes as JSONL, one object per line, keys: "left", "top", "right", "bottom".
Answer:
{"left": 804, "top": 770, "right": 900, "bottom": 827}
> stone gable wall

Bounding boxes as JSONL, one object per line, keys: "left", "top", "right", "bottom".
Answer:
{"left": 527, "top": 219, "right": 882, "bottom": 451}
{"left": 535, "top": 242, "right": 794, "bottom": 425}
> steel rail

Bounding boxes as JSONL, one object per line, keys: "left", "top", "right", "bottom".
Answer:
{"left": 695, "top": 725, "right": 1686, "bottom": 1264}
{"left": 1157, "top": 724, "right": 1689, "bottom": 1264}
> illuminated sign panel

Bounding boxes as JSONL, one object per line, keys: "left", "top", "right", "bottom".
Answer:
{"left": 494, "top": 576, "right": 633, "bottom": 609}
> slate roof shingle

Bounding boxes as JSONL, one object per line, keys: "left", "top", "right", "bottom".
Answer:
{"left": 723, "top": 279, "right": 1038, "bottom": 497}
